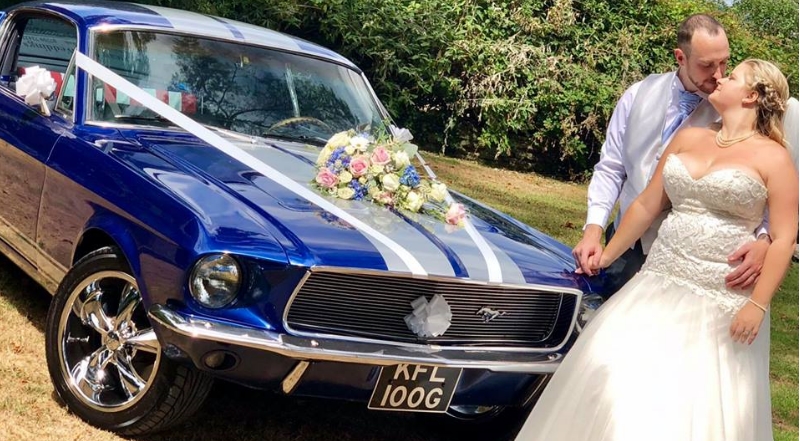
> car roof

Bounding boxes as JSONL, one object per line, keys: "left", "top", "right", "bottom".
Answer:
{"left": 6, "top": 1, "right": 358, "bottom": 69}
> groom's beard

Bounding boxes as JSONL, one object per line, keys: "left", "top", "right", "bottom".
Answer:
{"left": 688, "top": 72, "right": 719, "bottom": 95}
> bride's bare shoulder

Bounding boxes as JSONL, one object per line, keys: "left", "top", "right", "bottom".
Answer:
{"left": 755, "top": 138, "right": 796, "bottom": 178}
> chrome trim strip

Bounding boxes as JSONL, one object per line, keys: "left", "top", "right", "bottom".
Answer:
{"left": 53, "top": 50, "right": 77, "bottom": 122}
{"left": 0, "top": 235, "right": 56, "bottom": 294}
{"left": 0, "top": 212, "right": 38, "bottom": 267}
{"left": 281, "top": 267, "right": 582, "bottom": 353}
{"left": 87, "top": 24, "right": 357, "bottom": 68}
{"left": 149, "top": 304, "right": 564, "bottom": 374}
{"left": 36, "top": 244, "right": 68, "bottom": 292}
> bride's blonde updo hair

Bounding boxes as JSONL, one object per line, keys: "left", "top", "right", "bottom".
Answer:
{"left": 742, "top": 59, "right": 789, "bottom": 147}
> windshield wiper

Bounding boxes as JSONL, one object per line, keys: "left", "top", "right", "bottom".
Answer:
{"left": 261, "top": 132, "right": 327, "bottom": 146}
{"left": 114, "top": 114, "right": 175, "bottom": 126}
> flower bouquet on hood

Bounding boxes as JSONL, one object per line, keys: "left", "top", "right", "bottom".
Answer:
{"left": 313, "top": 126, "right": 466, "bottom": 226}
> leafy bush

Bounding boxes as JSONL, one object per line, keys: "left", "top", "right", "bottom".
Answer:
{"left": 111, "top": 0, "right": 798, "bottom": 179}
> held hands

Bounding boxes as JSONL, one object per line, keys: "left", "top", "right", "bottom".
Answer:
{"left": 725, "top": 237, "right": 769, "bottom": 289}
{"left": 573, "top": 225, "right": 605, "bottom": 276}
{"left": 730, "top": 301, "right": 766, "bottom": 345}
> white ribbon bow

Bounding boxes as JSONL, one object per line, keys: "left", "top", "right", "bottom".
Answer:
{"left": 404, "top": 294, "right": 453, "bottom": 337}
{"left": 16, "top": 66, "right": 55, "bottom": 116}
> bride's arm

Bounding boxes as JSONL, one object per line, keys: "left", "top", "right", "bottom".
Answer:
{"left": 748, "top": 149, "right": 798, "bottom": 306}
{"left": 730, "top": 146, "right": 798, "bottom": 344}
{"left": 593, "top": 132, "right": 690, "bottom": 270}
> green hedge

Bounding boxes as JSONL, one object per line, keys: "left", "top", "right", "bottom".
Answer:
{"left": 99, "top": 0, "right": 800, "bottom": 177}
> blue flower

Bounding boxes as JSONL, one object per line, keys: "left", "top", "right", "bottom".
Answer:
{"left": 326, "top": 147, "right": 350, "bottom": 170}
{"left": 349, "top": 180, "right": 367, "bottom": 201}
{"left": 399, "top": 166, "right": 421, "bottom": 187}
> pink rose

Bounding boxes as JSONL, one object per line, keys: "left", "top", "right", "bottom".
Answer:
{"left": 371, "top": 146, "right": 391, "bottom": 166}
{"left": 315, "top": 167, "right": 339, "bottom": 189}
{"left": 445, "top": 203, "right": 466, "bottom": 226}
{"left": 349, "top": 155, "right": 370, "bottom": 177}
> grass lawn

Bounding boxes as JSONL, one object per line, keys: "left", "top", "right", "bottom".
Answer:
{"left": 0, "top": 153, "right": 796, "bottom": 440}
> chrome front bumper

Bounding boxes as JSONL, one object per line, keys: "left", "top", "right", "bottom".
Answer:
{"left": 148, "top": 304, "right": 565, "bottom": 374}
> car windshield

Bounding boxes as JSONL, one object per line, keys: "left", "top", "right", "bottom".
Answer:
{"left": 89, "top": 31, "right": 385, "bottom": 142}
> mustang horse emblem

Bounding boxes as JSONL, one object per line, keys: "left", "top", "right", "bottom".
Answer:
{"left": 475, "top": 306, "right": 507, "bottom": 323}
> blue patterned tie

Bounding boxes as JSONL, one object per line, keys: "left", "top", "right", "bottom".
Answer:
{"left": 661, "top": 90, "right": 702, "bottom": 145}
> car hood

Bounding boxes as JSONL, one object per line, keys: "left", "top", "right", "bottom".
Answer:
{"left": 122, "top": 130, "right": 584, "bottom": 290}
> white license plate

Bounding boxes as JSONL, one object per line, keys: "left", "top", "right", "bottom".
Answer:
{"left": 368, "top": 364, "right": 462, "bottom": 413}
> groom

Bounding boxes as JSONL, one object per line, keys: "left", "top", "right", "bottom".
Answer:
{"left": 573, "top": 14, "right": 772, "bottom": 294}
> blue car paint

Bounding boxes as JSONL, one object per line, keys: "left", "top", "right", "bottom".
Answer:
{"left": 0, "top": 0, "right": 600, "bottom": 416}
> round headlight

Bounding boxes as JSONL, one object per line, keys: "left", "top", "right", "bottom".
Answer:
{"left": 189, "top": 254, "right": 242, "bottom": 308}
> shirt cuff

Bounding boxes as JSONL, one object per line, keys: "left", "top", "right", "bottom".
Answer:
{"left": 584, "top": 208, "right": 610, "bottom": 231}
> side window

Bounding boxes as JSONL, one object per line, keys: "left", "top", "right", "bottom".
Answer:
{"left": 16, "top": 17, "right": 76, "bottom": 74}
{"left": 1, "top": 15, "right": 77, "bottom": 112}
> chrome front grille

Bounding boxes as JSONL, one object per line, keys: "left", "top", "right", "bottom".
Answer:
{"left": 284, "top": 270, "right": 579, "bottom": 348}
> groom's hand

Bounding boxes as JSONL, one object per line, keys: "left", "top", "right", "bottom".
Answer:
{"left": 573, "top": 225, "right": 604, "bottom": 275}
{"left": 725, "top": 236, "right": 770, "bottom": 289}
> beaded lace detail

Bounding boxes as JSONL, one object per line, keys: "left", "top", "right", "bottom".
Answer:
{"left": 641, "top": 154, "right": 768, "bottom": 315}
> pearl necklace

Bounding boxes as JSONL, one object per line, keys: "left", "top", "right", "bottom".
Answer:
{"left": 715, "top": 130, "right": 756, "bottom": 148}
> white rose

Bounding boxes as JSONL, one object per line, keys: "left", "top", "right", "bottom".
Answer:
{"left": 345, "top": 144, "right": 356, "bottom": 155}
{"left": 350, "top": 135, "right": 369, "bottom": 152}
{"left": 326, "top": 131, "right": 351, "bottom": 148}
{"left": 339, "top": 170, "right": 353, "bottom": 184}
{"left": 382, "top": 174, "right": 400, "bottom": 192}
{"left": 316, "top": 146, "right": 334, "bottom": 166}
{"left": 394, "top": 151, "right": 410, "bottom": 168}
{"left": 368, "top": 185, "right": 381, "bottom": 198}
{"left": 430, "top": 182, "right": 448, "bottom": 202}
{"left": 370, "top": 164, "right": 385, "bottom": 175}
{"left": 403, "top": 190, "right": 424, "bottom": 212}
{"left": 337, "top": 187, "right": 356, "bottom": 199}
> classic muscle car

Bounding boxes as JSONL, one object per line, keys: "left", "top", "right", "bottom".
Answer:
{"left": 0, "top": 1, "right": 602, "bottom": 435}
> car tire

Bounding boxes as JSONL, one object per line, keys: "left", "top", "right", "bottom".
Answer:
{"left": 45, "top": 246, "right": 213, "bottom": 435}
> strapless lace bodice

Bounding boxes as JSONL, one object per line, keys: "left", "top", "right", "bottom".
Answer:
{"left": 641, "top": 154, "right": 768, "bottom": 314}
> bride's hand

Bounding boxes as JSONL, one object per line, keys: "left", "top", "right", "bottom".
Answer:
{"left": 581, "top": 252, "right": 610, "bottom": 277}
{"left": 730, "top": 302, "right": 765, "bottom": 345}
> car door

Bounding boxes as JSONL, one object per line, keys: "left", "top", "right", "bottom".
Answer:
{"left": 0, "top": 11, "right": 77, "bottom": 270}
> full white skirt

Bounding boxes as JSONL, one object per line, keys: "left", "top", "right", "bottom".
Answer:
{"left": 514, "top": 270, "right": 772, "bottom": 441}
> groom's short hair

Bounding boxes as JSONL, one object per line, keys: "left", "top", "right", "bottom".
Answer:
{"left": 677, "top": 14, "right": 725, "bottom": 57}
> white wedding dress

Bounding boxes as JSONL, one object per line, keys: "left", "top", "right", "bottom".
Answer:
{"left": 515, "top": 154, "right": 773, "bottom": 441}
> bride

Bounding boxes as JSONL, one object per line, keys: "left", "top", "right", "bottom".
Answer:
{"left": 515, "top": 59, "right": 798, "bottom": 441}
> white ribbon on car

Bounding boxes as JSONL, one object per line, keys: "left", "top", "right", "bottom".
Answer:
{"left": 74, "top": 52, "right": 429, "bottom": 275}
{"left": 15, "top": 65, "right": 56, "bottom": 116}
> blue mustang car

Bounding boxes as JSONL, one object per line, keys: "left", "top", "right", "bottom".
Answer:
{"left": 0, "top": 1, "right": 602, "bottom": 435}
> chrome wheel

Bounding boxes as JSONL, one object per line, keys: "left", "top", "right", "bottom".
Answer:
{"left": 58, "top": 270, "right": 160, "bottom": 411}
{"left": 47, "top": 247, "right": 213, "bottom": 435}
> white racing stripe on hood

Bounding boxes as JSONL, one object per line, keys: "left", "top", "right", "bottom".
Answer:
{"left": 75, "top": 52, "right": 428, "bottom": 276}
{"left": 214, "top": 18, "right": 305, "bottom": 52}
{"left": 139, "top": 5, "right": 246, "bottom": 41}
{"left": 236, "top": 139, "right": 524, "bottom": 282}
{"left": 488, "top": 239, "right": 526, "bottom": 285}
{"left": 233, "top": 140, "right": 457, "bottom": 276}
